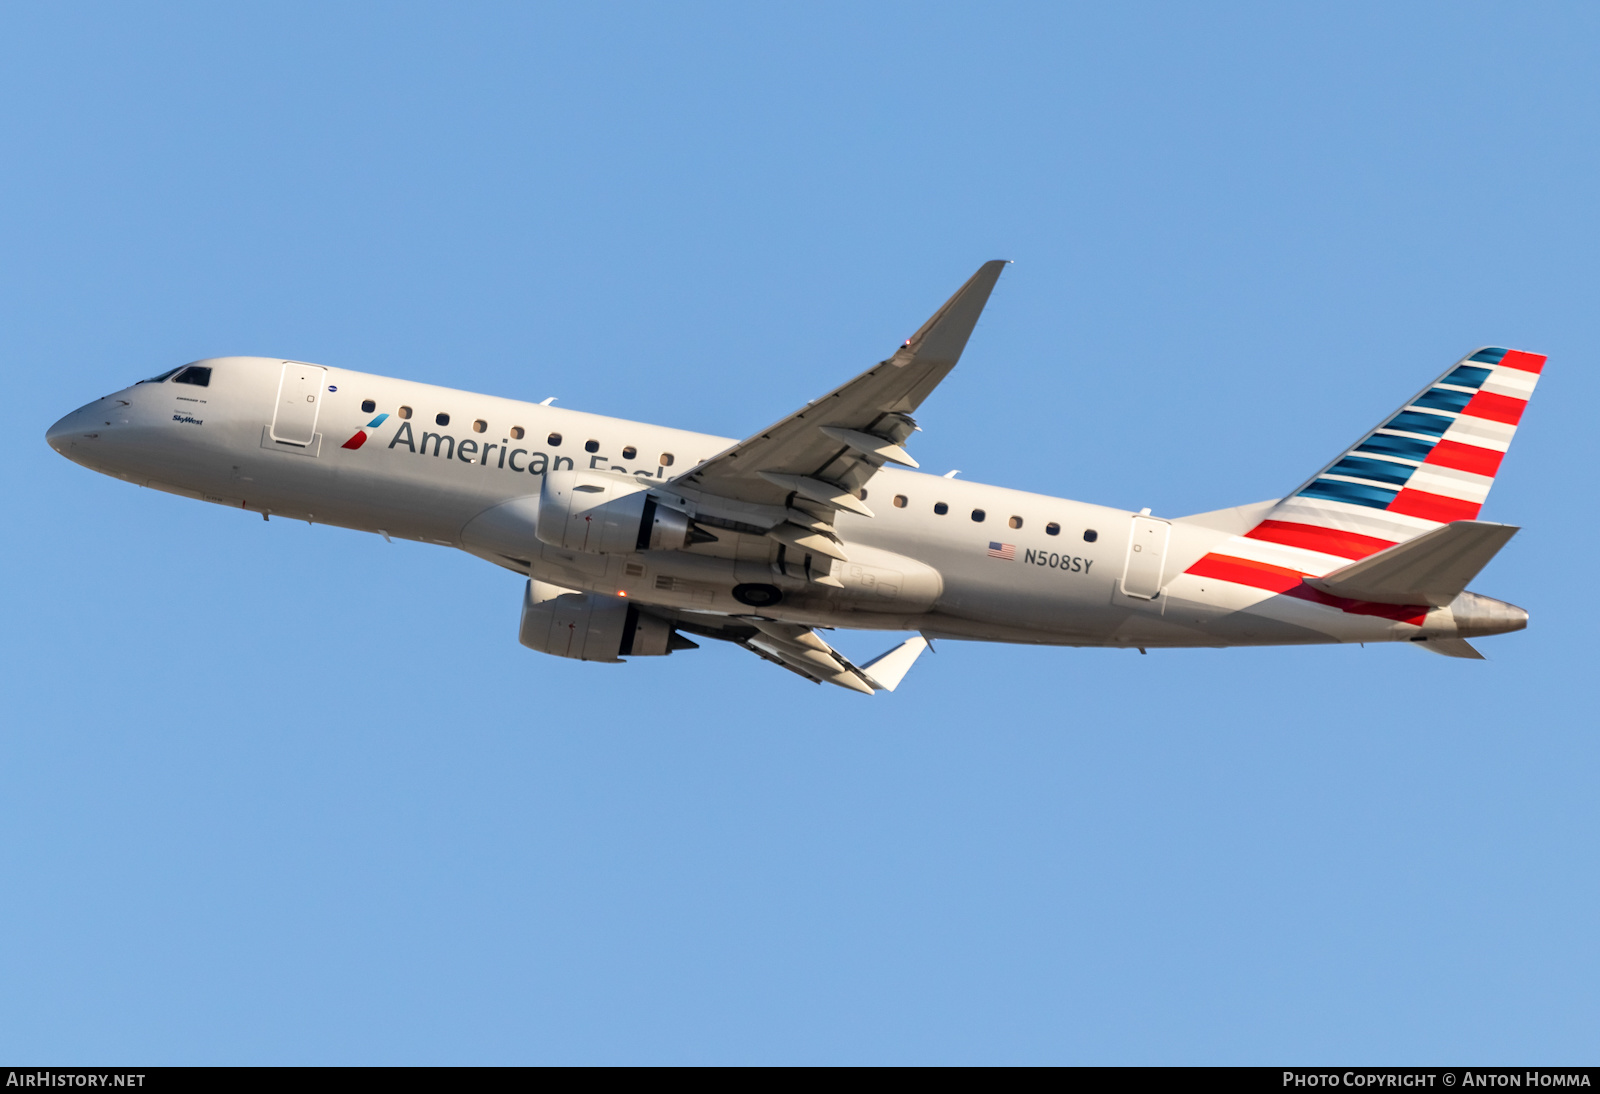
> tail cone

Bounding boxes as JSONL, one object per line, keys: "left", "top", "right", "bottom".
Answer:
{"left": 1448, "top": 591, "right": 1528, "bottom": 638}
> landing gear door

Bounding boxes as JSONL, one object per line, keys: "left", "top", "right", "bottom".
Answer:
{"left": 270, "top": 362, "right": 327, "bottom": 446}
{"left": 1120, "top": 515, "right": 1171, "bottom": 599}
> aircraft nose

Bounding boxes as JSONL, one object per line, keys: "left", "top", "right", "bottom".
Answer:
{"left": 46, "top": 409, "right": 81, "bottom": 452}
{"left": 46, "top": 403, "right": 105, "bottom": 460}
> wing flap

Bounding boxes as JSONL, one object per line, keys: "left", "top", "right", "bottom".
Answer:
{"left": 817, "top": 426, "right": 919, "bottom": 468}
{"left": 757, "top": 472, "right": 875, "bottom": 517}
{"left": 764, "top": 521, "right": 850, "bottom": 561}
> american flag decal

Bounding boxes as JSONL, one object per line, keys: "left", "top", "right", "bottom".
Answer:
{"left": 987, "top": 542, "right": 1015, "bottom": 560}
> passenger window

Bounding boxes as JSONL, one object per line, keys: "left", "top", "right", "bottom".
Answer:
{"left": 934, "top": 502, "right": 948, "bottom": 515}
{"left": 1009, "top": 516, "right": 1023, "bottom": 529}
{"left": 622, "top": 446, "right": 637, "bottom": 459}
{"left": 893, "top": 495, "right": 907, "bottom": 508}
{"left": 398, "top": 406, "right": 412, "bottom": 419}
{"left": 659, "top": 452, "right": 675, "bottom": 466}
{"left": 548, "top": 432, "right": 562, "bottom": 446}
{"left": 137, "top": 367, "right": 182, "bottom": 384}
{"left": 435, "top": 412, "right": 450, "bottom": 426}
{"left": 510, "top": 426, "right": 525, "bottom": 440}
{"left": 1045, "top": 522, "right": 1060, "bottom": 536}
{"left": 971, "top": 509, "right": 986, "bottom": 522}
{"left": 172, "top": 366, "right": 212, "bottom": 387}
{"left": 585, "top": 439, "right": 599, "bottom": 453}
{"left": 1084, "top": 529, "right": 1098, "bottom": 543}
{"left": 361, "top": 399, "right": 376, "bottom": 414}
{"left": 472, "top": 419, "right": 487, "bottom": 433}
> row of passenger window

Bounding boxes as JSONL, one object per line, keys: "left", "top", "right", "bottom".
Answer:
{"left": 366, "top": 400, "right": 675, "bottom": 466}
{"left": 360, "top": 398, "right": 1092, "bottom": 540}
{"left": 882, "top": 492, "right": 1097, "bottom": 541}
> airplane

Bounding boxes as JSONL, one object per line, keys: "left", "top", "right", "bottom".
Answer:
{"left": 46, "top": 261, "right": 1542, "bottom": 694}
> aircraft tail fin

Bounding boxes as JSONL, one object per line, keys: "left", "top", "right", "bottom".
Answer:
{"left": 1303, "top": 520, "right": 1519, "bottom": 606}
{"left": 1254, "top": 347, "right": 1545, "bottom": 565}
{"left": 1178, "top": 348, "right": 1544, "bottom": 613}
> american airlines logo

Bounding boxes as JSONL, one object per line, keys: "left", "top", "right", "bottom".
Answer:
{"left": 340, "top": 413, "right": 389, "bottom": 450}
{"left": 351, "top": 418, "right": 671, "bottom": 481}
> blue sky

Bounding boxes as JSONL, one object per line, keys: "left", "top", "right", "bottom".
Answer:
{"left": 2, "top": 2, "right": 1597, "bottom": 1064}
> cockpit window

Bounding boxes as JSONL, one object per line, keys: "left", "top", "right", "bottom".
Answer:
{"left": 137, "top": 368, "right": 182, "bottom": 384}
{"left": 172, "top": 366, "right": 212, "bottom": 387}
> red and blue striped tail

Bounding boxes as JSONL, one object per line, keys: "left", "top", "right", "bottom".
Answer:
{"left": 1184, "top": 347, "right": 1545, "bottom": 610}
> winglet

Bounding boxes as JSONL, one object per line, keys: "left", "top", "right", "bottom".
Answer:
{"left": 888, "top": 260, "right": 1007, "bottom": 411}
{"left": 900, "top": 259, "right": 1006, "bottom": 360}
{"left": 859, "top": 635, "right": 930, "bottom": 692}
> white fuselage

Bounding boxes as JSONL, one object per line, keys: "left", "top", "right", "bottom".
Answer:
{"left": 46, "top": 356, "right": 1516, "bottom": 652}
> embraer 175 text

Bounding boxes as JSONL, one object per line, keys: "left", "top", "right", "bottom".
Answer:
{"left": 47, "top": 263, "right": 1541, "bottom": 693}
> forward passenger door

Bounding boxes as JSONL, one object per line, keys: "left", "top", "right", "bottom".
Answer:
{"left": 269, "top": 362, "right": 326, "bottom": 447}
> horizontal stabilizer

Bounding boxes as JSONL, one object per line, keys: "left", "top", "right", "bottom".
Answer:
{"left": 1413, "top": 637, "right": 1486, "bottom": 660}
{"left": 1303, "top": 520, "right": 1518, "bottom": 606}
{"left": 859, "top": 636, "right": 930, "bottom": 692}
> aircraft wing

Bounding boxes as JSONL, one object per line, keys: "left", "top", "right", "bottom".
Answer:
{"left": 668, "top": 613, "right": 930, "bottom": 694}
{"left": 674, "top": 261, "right": 1007, "bottom": 531}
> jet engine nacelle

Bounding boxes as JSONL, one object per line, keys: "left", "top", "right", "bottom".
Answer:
{"left": 518, "top": 580, "right": 687, "bottom": 662}
{"left": 536, "top": 469, "right": 693, "bottom": 554}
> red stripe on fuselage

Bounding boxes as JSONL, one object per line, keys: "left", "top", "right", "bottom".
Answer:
{"left": 1289, "top": 584, "right": 1429, "bottom": 626}
{"left": 1187, "top": 553, "right": 1303, "bottom": 593}
{"left": 1424, "top": 439, "right": 1504, "bottom": 477}
{"left": 1184, "top": 553, "right": 1429, "bottom": 625}
{"left": 1243, "top": 520, "right": 1397, "bottom": 560}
